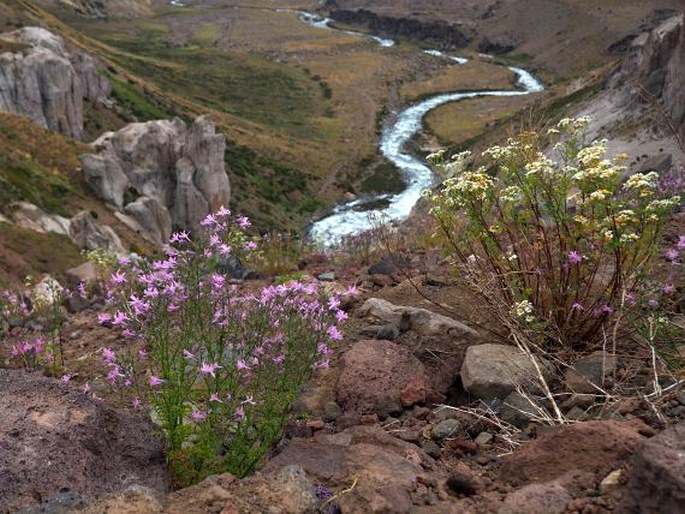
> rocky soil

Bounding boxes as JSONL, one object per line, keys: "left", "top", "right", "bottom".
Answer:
{"left": 1, "top": 251, "right": 683, "bottom": 513}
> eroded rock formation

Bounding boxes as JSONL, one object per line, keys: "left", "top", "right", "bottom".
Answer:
{"left": 0, "top": 27, "right": 110, "bottom": 139}
{"left": 81, "top": 116, "right": 231, "bottom": 243}
{"left": 330, "top": 9, "right": 469, "bottom": 47}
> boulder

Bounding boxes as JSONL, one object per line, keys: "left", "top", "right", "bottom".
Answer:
{"left": 337, "top": 339, "right": 427, "bottom": 417}
{"left": 266, "top": 425, "right": 435, "bottom": 514}
{"left": 460, "top": 344, "right": 554, "bottom": 401}
{"left": 359, "top": 297, "right": 479, "bottom": 339}
{"left": 620, "top": 422, "right": 685, "bottom": 513}
{"left": 124, "top": 196, "right": 172, "bottom": 246}
{"left": 10, "top": 201, "right": 71, "bottom": 235}
{"left": 81, "top": 116, "right": 230, "bottom": 238}
{"left": 0, "top": 27, "right": 110, "bottom": 139}
{"left": 0, "top": 369, "right": 169, "bottom": 512}
{"left": 65, "top": 262, "right": 100, "bottom": 290}
{"left": 500, "top": 419, "right": 651, "bottom": 487}
{"left": 69, "top": 211, "right": 125, "bottom": 254}
{"left": 499, "top": 391, "right": 546, "bottom": 428}
{"left": 564, "top": 351, "right": 617, "bottom": 394}
{"left": 498, "top": 483, "right": 572, "bottom": 514}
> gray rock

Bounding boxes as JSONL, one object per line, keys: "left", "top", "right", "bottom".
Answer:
{"left": 124, "top": 196, "right": 172, "bottom": 246}
{"left": 69, "top": 211, "right": 125, "bottom": 254}
{"left": 475, "top": 432, "right": 494, "bottom": 446}
{"left": 65, "top": 262, "right": 99, "bottom": 290}
{"left": 564, "top": 351, "right": 616, "bottom": 394}
{"left": 81, "top": 116, "right": 230, "bottom": 239}
{"left": 460, "top": 344, "right": 554, "bottom": 402}
{"left": 10, "top": 201, "right": 71, "bottom": 235}
{"left": 431, "top": 419, "right": 461, "bottom": 441}
{"left": 620, "top": 422, "right": 685, "bottom": 513}
{"left": 323, "top": 401, "right": 343, "bottom": 422}
{"left": 317, "top": 272, "right": 336, "bottom": 282}
{"left": 0, "top": 27, "right": 110, "bottom": 139}
{"left": 499, "top": 392, "right": 545, "bottom": 428}
{"left": 360, "top": 323, "right": 400, "bottom": 340}
{"left": 421, "top": 440, "right": 442, "bottom": 459}
{"left": 499, "top": 483, "right": 572, "bottom": 514}
{"left": 359, "top": 297, "right": 479, "bottom": 339}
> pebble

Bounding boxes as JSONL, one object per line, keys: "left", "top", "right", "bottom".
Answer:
{"left": 431, "top": 419, "right": 461, "bottom": 441}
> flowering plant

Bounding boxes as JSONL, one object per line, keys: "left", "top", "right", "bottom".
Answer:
{"left": 428, "top": 117, "right": 681, "bottom": 349}
{"left": 99, "top": 208, "right": 348, "bottom": 485}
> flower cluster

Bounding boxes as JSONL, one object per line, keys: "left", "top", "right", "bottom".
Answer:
{"left": 98, "top": 208, "right": 350, "bottom": 484}
{"left": 428, "top": 118, "right": 683, "bottom": 349}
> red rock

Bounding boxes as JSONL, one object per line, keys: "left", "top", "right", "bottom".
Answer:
{"left": 361, "top": 413, "right": 379, "bottom": 425}
{"left": 500, "top": 419, "right": 650, "bottom": 489}
{"left": 400, "top": 377, "right": 426, "bottom": 407}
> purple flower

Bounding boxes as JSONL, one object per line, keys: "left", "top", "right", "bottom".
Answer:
{"left": 190, "top": 410, "right": 206, "bottom": 422}
{"left": 209, "top": 393, "right": 223, "bottom": 403}
{"left": 170, "top": 231, "right": 190, "bottom": 244}
{"left": 314, "top": 484, "right": 333, "bottom": 501}
{"left": 201, "top": 213, "right": 217, "bottom": 227}
{"left": 237, "top": 215, "right": 251, "bottom": 229}
{"left": 665, "top": 248, "right": 680, "bottom": 261}
{"left": 183, "top": 349, "right": 196, "bottom": 360}
{"left": 625, "top": 292, "right": 637, "bottom": 307}
{"left": 200, "top": 362, "right": 222, "bottom": 378}
{"left": 234, "top": 405, "right": 245, "bottom": 421}
{"left": 98, "top": 312, "right": 113, "bottom": 325}
{"left": 327, "top": 326, "right": 343, "bottom": 341}
{"left": 132, "top": 398, "right": 142, "bottom": 410}
{"left": 601, "top": 305, "right": 614, "bottom": 315}
{"left": 678, "top": 235, "right": 685, "bottom": 249}
{"left": 236, "top": 359, "right": 250, "bottom": 371}
{"left": 662, "top": 283, "right": 675, "bottom": 295}
{"left": 242, "top": 395, "right": 256, "bottom": 406}
{"left": 60, "top": 374, "right": 72, "bottom": 383}
{"left": 149, "top": 375, "right": 164, "bottom": 387}
{"left": 112, "top": 311, "right": 129, "bottom": 327}
{"left": 571, "top": 302, "right": 584, "bottom": 312}
{"left": 110, "top": 271, "right": 127, "bottom": 285}
{"left": 244, "top": 241, "right": 257, "bottom": 251}
{"left": 567, "top": 250, "right": 583, "bottom": 265}
{"left": 102, "top": 347, "right": 116, "bottom": 365}
{"left": 216, "top": 206, "right": 232, "bottom": 218}
{"left": 83, "top": 383, "right": 91, "bottom": 394}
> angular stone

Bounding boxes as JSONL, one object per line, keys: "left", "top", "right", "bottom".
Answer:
{"left": 431, "top": 419, "right": 461, "bottom": 441}
{"left": 499, "top": 483, "right": 572, "bottom": 514}
{"left": 359, "top": 298, "right": 479, "bottom": 339}
{"left": 337, "top": 339, "right": 427, "bottom": 416}
{"left": 564, "top": 351, "right": 617, "bottom": 394}
{"left": 620, "top": 422, "right": 685, "bottom": 513}
{"left": 461, "top": 344, "right": 554, "bottom": 401}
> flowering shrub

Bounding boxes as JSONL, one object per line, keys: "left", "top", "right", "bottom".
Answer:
{"left": 99, "top": 207, "right": 348, "bottom": 485}
{"left": 428, "top": 117, "right": 682, "bottom": 350}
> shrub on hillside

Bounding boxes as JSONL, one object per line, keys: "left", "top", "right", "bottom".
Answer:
{"left": 427, "top": 117, "right": 682, "bottom": 351}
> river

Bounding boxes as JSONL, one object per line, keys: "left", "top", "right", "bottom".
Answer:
{"left": 301, "top": 14, "right": 544, "bottom": 246}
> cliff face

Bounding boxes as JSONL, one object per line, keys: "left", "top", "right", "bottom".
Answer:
{"left": 330, "top": 9, "right": 470, "bottom": 47}
{"left": 613, "top": 5, "right": 685, "bottom": 139}
{"left": 81, "top": 116, "right": 231, "bottom": 244}
{"left": 0, "top": 27, "right": 110, "bottom": 140}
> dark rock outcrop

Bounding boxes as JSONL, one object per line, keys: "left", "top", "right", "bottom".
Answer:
{"left": 611, "top": 6, "right": 685, "bottom": 140}
{"left": 0, "top": 27, "right": 110, "bottom": 139}
{"left": 620, "top": 422, "right": 685, "bottom": 513}
{"left": 330, "top": 9, "right": 469, "bottom": 47}
{"left": 0, "top": 369, "right": 169, "bottom": 512}
{"left": 81, "top": 116, "right": 231, "bottom": 241}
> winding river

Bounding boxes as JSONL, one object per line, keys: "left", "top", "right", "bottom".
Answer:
{"left": 298, "top": 13, "right": 544, "bottom": 246}
{"left": 168, "top": 4, "right": 544, "bottom": 245}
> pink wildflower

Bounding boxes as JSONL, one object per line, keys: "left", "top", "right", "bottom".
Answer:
{"left": 665, "top": 248, "right": 680, "bottom": 261}
{"left": 571, "top": 302, "right": 584, "bottom": 312}
{"left": 149, "top": 375, "right": 164, "bottom": 387}
{"left": 190, "top": 410, "right": 206, "bottom": 422}
{"left": 200, "top": 362, "right": 222, "bottom": 378}
{"left": 678, "top": 235, "right": 685, "bottom": 249}
{"left": 234, "top": 406, "right": 245, "bottom": 421}
{"left": 209, "top": 393, "right": 223, "bottom": 403}
{"left": 327, "top": 326, "right": 343, "bottom": 341}
{"left": 567, "top": 250, "right": 582, "bottom": 265}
